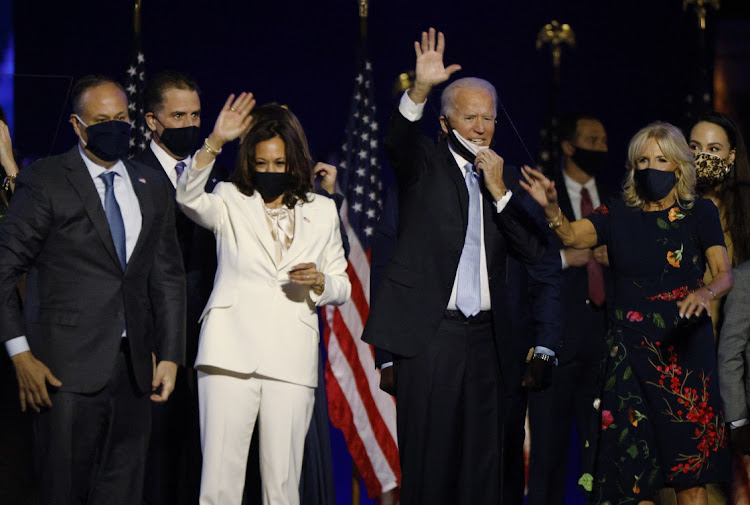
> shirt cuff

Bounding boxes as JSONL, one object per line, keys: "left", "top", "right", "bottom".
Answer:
{"left": 560, "top": 249, "right": 569, "bottom": 269}
{"left": 534, "top": 346, "right": 555, "bottom": 357}
{"left": 398, "top": 91, "right": 426, "bottom": 122}
{"left": 190, "top": 152, "right": 216, "bottom": 173}
{"left": 493, "top": 189, "right": 513, "bottom": 214}
{"left": 731, "top": 418, "right": 750, "bottom": 429}
{"left": 380, "top": 361, "right": 393, "bottom": 371}
{"left": 5, "top": 336, "right": 30, "bottom": 357}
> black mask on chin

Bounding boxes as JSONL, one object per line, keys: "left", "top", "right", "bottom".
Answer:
{"left": 570, "top": 147, "right": 607, "bottom": 176}
{"left": 253, "top": 172, "right": 292, "bottom": 201}
{"left": 442, "top": 117, "right": 496, "bottom": 166}
{"left": 154, "top": 117, "right": 200, "bottom": 159}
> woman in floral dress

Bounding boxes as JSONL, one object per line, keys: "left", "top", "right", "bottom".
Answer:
{"left": 521, "top": 122, "right": 733, "bottom": 505}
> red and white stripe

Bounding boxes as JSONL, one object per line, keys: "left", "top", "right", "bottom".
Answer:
{"left": 323, "top": 207, "right": 401, "bottom": 497}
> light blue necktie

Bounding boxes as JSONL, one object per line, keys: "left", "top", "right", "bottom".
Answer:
{"left": 175, "top": 161, "right": 186, "bottom": 180}
{"left": 99, "top": 171, "right": 127, "bottom": 270}
{"left": 455, "top": 166, "right": 482, "bottom": 317}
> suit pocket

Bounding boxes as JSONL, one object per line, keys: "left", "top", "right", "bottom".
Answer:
{"left": 199, "top": 288, "right": 236, "bottom": 322}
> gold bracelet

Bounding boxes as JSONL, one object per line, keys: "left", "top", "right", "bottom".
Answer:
{"left": 202, "top": 138, "right": 222, "bottom": 156}
{"left": 546, "top": 207, "right": 564, "bottom": 229}
{"left": 705, "top": 286, "right": 717, "bottom": 299}
{"left": 2, "top": 173, "right": 17, "bottom": 192}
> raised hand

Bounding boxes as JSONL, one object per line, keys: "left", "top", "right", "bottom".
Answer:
{"left": 409, "top": 28, "right": 461, "bottom": 103}
{"left": 520, "top": 165, "right": 558, "bottom": 211}
{"left": 209, "top": 92, "right": 256, "bottom": 147}
{"left": 313, "top": 162, "right": 337, "bottom": 195}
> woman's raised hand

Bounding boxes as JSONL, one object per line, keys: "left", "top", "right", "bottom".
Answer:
{"left": 520, "top": 165, "right": 559, "bottom": 210}
{"left": 210, "top": 92, "right": 256, "bottom": 147}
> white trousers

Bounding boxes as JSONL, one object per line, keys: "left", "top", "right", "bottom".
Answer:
{"left": 197, "top": 371, "right": 315, "bottom": 505}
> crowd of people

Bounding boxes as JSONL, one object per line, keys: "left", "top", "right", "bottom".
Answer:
{"left": 1, "top": 26, "right": 749, "bottom": 505}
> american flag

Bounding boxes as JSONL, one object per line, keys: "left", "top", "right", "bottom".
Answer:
{"left": 125, "top": 33, "right": 149, "bottom": 157}
{"left": 323, "top": 57, "right": 401, "bottom": 498}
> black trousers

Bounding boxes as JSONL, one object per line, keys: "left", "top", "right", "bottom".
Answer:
{"left": 526, "top": 358, "right": 599, "bottom": 505}
{"left": 143, "top": 367, "right": 202, "bottom": 505}
{"left": 34, "top": 341, "right": 151, "bottom": 505}
{"left": 395, "top": 317, "right": 526, "bottom": 505}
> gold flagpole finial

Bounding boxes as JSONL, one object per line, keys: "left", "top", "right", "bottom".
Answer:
{"left": 359, "top": 0, "right": 368, "bottom": 39}
{"left": 134, "top": 0, "right": 143, "bottom": 35}
{"left": 536, "top": 20, "right": 575, "bottom": 69}
{"left": 683, "top": 0, "right": 720, "bottom": 30}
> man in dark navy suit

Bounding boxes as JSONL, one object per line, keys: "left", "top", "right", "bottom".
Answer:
{"left": 363, "top": 28, "right": 560, "bottom": 505}
{"left": 137, "top": 71, "right": 226, "bottom": 505}
{"left": 526, "top": 112, "right": 613, "bottom": 505}
{"left": 0, "top": 76, "right": 185, "bottom": 505}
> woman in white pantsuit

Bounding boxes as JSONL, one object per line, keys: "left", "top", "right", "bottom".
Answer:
{"left": 176, "top": 93, "right": 351, "bottom": 505}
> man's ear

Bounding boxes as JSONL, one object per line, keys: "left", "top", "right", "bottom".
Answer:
{"left": 144, "top": 112, "right": 157, "bottom": 132}
{"left": 561, "top": 140, "right": 576, "bottom": 157}
{"left": 439, "top": 115, "right": 449, "bottom": 135}
{"left": 70, "top": 114, "right": 83, "bottom": 138}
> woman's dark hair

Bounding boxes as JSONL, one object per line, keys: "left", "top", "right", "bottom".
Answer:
{"left": 231, "top": 104, "right": 313, "bottom": 208}
{"left": 688, "top": 111, "right": 750, "bottom": 264}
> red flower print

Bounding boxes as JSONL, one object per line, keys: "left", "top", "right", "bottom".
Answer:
{"left": 602, "top": 410, "right": 614, "bottom": 430}
{"left": 626, "top": 311, "right": 644, "bottom": 322}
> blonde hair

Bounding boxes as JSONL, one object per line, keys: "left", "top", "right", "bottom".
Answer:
{"left": 622, "top": 121, "right": 696, "bottom": 209}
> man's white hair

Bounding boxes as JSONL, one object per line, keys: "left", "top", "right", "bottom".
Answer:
{"left": 440, "top": 77, "right": 498, "bottom": 117}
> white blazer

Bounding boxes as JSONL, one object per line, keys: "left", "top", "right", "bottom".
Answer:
{"left": 176, "top": 163, "right": 351, "bottom": 387}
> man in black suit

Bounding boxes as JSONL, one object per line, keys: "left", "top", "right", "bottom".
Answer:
{"left": 0, "top": 76, "right": 185, "bottom": 505}
{"left": 362, "top": 28, "right": 556, "bottom": 504}
{"left": 526, "top": 112, "right": 612, "bottom": 505}
{"left": 136, "top": 71, "right": 226, "bottom": 505}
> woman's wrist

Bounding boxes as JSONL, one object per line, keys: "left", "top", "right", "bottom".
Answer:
{"left": 312, "top": 273, "right": 325, "bottom": 295}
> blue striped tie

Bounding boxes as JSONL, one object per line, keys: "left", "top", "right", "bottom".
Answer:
{"left": 455, "top": 166, "right": 481, "bottom": 317}
{"left": 99, "top": 171, "right": 127, "bottom": 270}
{"left": 175, "top": 161, "right": 186, "bottom": 180}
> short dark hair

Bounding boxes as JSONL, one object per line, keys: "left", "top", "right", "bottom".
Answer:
{"left": 71, "top": 75, "right": 126, "bottom": 116}
{"left": 143, "top": 71, "right": 201, "bottom": 114}
{"left": 558, "top": 112, "right": 601, "bottom": 144}
{"left": 232, "top": 104, "right": 313, "bottom": 208}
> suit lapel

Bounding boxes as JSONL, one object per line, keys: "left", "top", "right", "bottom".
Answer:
{"left": 64, "top": 148, "right": 122, "bottom": 270}
{"left": 439, "top": 142, "right": 469, "bottom": 228}
{"left": 124, "top": 160, "right": 154, "bottom": 267}
{"left": 240, "top": 192, "right": 278, "bottom": 265}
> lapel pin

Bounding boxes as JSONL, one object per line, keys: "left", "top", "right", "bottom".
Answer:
{"left": 303, "top": 216, "right": 311, "bottom": 223}
{"left": 138, "top": 178, "right": 147, "bottom": 184}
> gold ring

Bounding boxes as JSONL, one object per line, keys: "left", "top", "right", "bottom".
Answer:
{"left": 230, "top": 107, "right": 236, "bottom": 112}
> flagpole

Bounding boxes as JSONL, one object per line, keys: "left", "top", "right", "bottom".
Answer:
{"left": 133, "top": 0, "right": 142, "bottom": 35}
{"left": 351, "top": 5, "right": 367, "bottom": 504}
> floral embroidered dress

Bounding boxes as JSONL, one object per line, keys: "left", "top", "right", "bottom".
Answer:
{"left": 578, "top": 198, "right": 730, "bottom": 504}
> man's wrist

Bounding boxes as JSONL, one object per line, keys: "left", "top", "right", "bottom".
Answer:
{"left": 408, "top": 82, "right": 431, "bottom": 104}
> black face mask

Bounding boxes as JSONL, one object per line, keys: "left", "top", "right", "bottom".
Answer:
{"left": 253, "top": 172, "right": 292, "bottom": 201}
{"left": 571, "top": 147, "right": 607, "bottom": 176}
{"left": 634, "top": 168, "right": 677, "bottom": 202}
{"left": 78, "top": 117, "right": 131, "bottom": 162}
{"left": 155, "top": 119, "right": 200, "bottom": 159}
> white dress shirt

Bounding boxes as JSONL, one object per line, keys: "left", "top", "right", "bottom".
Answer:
{"left": 5, "top": 146, "right": 142, "bottom": 357}
{"left": 149, "top": 139, "right": 192, "bottom": 188}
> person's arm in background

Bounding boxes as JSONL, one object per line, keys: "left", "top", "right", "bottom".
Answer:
{"left": 0, "top": 119, "right": 20, "bottom": 195}
{"left": 718, "top": 262, "right": 750, "bottom": 453}
{"left": 314, "top": 162, "right": 350, "bottom": 259}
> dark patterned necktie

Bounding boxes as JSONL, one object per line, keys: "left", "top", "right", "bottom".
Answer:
{"left": 175, "top": 161, "right": 186, "bottom": 180}
{"left": 581, "top": 187, "right": 605, "bottom": 307}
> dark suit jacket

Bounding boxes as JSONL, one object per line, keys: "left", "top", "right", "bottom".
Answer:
{"left": 135, "top": 146, "right": 225, "bottom": 365}
{"left": 553, "top": 171, "right": 614, "bottom": 364}
{"left": 362, "top": 110, "right": 552, "bottom": 391}
{"left": 0, "top": 147, "right": 186, "bottom": 394}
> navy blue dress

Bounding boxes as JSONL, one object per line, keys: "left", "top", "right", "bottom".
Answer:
{"left": 579, "top": 197, "right": 730, "bottom": 503}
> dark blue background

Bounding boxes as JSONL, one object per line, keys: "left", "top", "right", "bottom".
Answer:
{"left": 5, "top": 1, "right": 750, "bottom": 503}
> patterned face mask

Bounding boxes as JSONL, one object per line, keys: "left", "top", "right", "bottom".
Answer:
{"left": 694, "top": 151, "right": 733, "bottom": 190}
